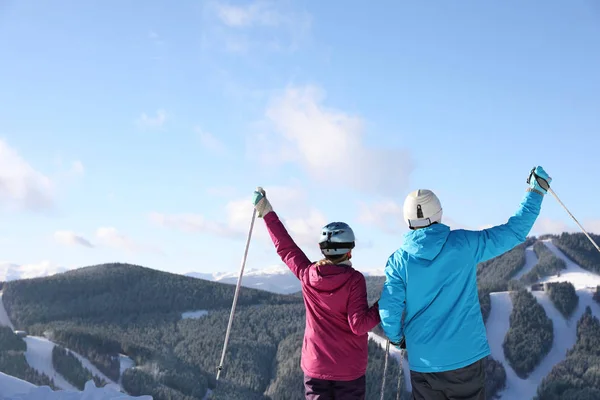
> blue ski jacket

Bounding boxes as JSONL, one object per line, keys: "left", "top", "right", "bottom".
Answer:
{"left": 378, "top": 189, "right": 544, "bottom": 373}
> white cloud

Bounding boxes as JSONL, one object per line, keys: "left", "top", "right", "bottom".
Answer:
{"left": 196, "top": 128, "right": 228, "bottom": 154}
{"left": 70, "top": 160, "right": 85, "bottom": 176}
{"left": 95, "top": 227, "right": 160, "bottom": 254}
{"left": 359, "top": 199, "right": 472, "bottom": 233}
{"left": 203, "top": 0, "right": 311, "bottom": 54}
{"left": 214, "top": 1, "right": 284, "bottom": 27}
{"left": 531, "top": 217, "right": 600, "bottom": 236}
{"left": 151, "top": 183, "right": 328, "bottom": 247}
{"left": 258, "top": 85, "right": 413, "bottom": 197}
{"left": 54, "top": 230, "right": 94, "bottom": 248}
{"left": 136, "top": 109, "right": 167, "bottom": 129}
{"left": 0, "top": 138, "right": 54, "bottom": 211}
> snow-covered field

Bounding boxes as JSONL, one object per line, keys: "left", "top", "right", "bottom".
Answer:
{"left": 23, "top": 336, "right": 78, "bottom": 391}
{"left": 486, "top": 240, "right": 600, "bottom": 399}
{"left": 0, "top": 292, "right": 15, "bottom": 329}
{"left": 0, "top": 372, "right": 151, "bottom": 400}
{"left": 181, "top": 309, "right": 209, "bottom": 320}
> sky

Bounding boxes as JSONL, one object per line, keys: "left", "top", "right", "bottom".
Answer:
{"left": 1, "top": 0, "right": 599, "bottom": 277}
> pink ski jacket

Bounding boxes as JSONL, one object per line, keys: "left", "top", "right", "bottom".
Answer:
{"left": 263, "top": 211, "right": 381, "bottom": 381}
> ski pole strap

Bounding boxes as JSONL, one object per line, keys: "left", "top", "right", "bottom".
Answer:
{"left": 527, "top": 167, "right": 550, "bottom": 191}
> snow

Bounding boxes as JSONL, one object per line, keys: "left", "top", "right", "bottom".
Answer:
{"left": 538, "top": 240, "right": 600, "bottom": 290}
{"left": 0, "top": 372, "right": 151, "bottom": 399}
{"left": 66, "top": 347, "right": 120, "bottom": 391}
{"left": 23, "top": 336, "right": 78, "bottom": 391}
{"left": 368, "top": 332, "right": 412, "bottom": 393}
{"left": 181, "top": 310, "right": 209, "bottom": 320}
{"left": 118, "top": 354, "right": 135, "bottom": 380}
{"left": 0, "top": 292, "right": 15, "bottom": 329}
{"left": 485, "top": 239, "right": 600, "bottom": 399}
{"left": 511, "top": 246, "right": 538, "bottom": 280}
{"left": 0, "top": 372, "right": 36, "bottom": 398}
{"left": 187, "top": 265, "right": 302, "bottom": 294}
{"left": 0, "top": 262, "right": 66, "bottom": 282}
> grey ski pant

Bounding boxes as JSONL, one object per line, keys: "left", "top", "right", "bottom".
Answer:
{"left": 410, "top": 358, "right": 486, "bottom": 400}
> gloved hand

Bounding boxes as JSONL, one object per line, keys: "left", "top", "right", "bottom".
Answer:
{"left": 390, "top": 337, "right": 406, "bottom": 350}
{"left": 527, "top": 166, "right": 552, "bottom": 195}
{"left": 252, "top": 186, "right": 273, "bottom": 218}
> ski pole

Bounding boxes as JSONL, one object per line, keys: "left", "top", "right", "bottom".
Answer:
{"left": 396, "top": 354, "right": 403, "bottom": 400}
{"left": 547, "top": 187, "right": 600, "bottom": 254}
{"left": 216, "top": 207, "right": 257, "bottom": 381}
{"left": 380, "top": 339, "right": 390, "bottom": 400}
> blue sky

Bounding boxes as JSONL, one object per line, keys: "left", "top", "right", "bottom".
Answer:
{"left": 1, "top": 0, "right": 599, "bottom": 276}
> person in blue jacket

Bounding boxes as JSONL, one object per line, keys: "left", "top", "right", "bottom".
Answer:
{"left": 378, "top": 166, "right": 552, "bottom": 400}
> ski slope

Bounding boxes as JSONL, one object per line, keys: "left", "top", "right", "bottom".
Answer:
{"left": 23, "top": 337, "right": 78, "bottom": 391}
{"left": 0, "top": 292, "right": 15, "bottom": 329}
{"left": 0, "top": 371, "right": 151, "bottom": 399}
{"left": 181, "top": 309, "right": 209, "bottom": 319}
{"left": 539, "top": 240, "right": 600, "bottom": 289}
{"left": 512, "top": 245, "right": 538, "bottom": 280}
{"left": 486, "top": 240, "right": 600, "bottom": 399}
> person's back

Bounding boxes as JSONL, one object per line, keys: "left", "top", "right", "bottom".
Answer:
{"left": 251, "top": 187, "right": 380, "bottom": 400}
{"left": 378, "top": 166, "right": 552, "bottom": 400}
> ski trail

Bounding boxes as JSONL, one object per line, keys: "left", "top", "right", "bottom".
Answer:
{"left": 539, "top": 240, "right": 600, "bottom": 289}
{"left": 512, "top": 246, "right": 538, "bottom": 280}
{"left": 119, "top": 354, "right": 135, "bottom": 384}
{"left": 65, "top": 347, "right": 120, "bottom": 391}
{"left": 368, "top": 332, "right": 411, "bottom": 392}
{"left": 0, "top": 292, "right": 15, "bottom": 329}
{"left": 23, "top": 336, "right": 78, "bottom": 391}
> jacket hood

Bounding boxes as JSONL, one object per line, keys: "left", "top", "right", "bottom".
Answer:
{"left": 400, "top": 223, "right": 451, "bottom": 261}
{"left": 307, "top": 260, "right": 355, "bottom": 292}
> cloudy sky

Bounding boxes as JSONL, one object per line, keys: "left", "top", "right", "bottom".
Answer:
{"left": 1, "top": 0, "right": 599, "bottom": 276}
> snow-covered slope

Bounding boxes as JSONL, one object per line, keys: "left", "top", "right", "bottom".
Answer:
{"left": 23, "top": 336, "right": 78, "bottom": 391}
{"left": 0, "top": 262, "right": 66, "bottom": 282}
{"left": 539, "top": 240, "right": 600, "bottom": 289}
{"left": 0, "top": 372, "right": 151, "bottom": 400}
{"left": 512, "top": 245, "right": 538, "bottom": 280}
{"left": 486, "top": 240, "right": 600, "bottom": 399}
{"left": 0, "top": 292, "right": 15, "bottom": 329}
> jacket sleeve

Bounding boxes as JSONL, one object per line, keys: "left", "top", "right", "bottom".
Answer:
{"left": 378, "top": 252, "right": 406, "bottom": 343}
{"left": 346, "top": 273, "right": 381, "bottom": 336}
{"left": 263, "top": 211, "right": 312, "bottom": 280}
{"left": 464, "top": 189, "right": 544, "bottom": 264}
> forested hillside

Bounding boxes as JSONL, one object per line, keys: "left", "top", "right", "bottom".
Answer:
{"left": 520, "top": 241, "right": 566, "bottom": 284}
{"left": 535, "top": 307, "right": 600, "bottom": 399}
{"left": 553, "top": 232, "right": 600, "bottom": 274}
{"left": 0, "top": 326, "right": 56, "bottom": 389}
{"left": 503, "top": 289, "right": 553, "bottom": 379}
{"left": 1, "top": 263, "right": 408, "bottom": 399}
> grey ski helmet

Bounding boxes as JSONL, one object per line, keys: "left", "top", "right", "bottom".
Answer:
{"left": 318, "top": 222, "right": 356, "bottom": 256}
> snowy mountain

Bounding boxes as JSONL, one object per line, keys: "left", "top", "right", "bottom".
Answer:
{"left": 485, "top": 239, "right": 600, "bottom": 399}
{"left": 0, "top": 262, "right": 66, "bottom": 282}
{"left": 186, "top": 264, "right": 385, "bottom": 294}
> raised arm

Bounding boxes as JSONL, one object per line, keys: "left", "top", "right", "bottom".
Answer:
{"left": 346, "top": 273, "right": 380, "bottom": 336}
{"left": 378, "top": 251, "right": 407, "bottom": 344}
{"left": 253, "top": 188, "right": 312, "bottom": 280}
{"left": 463, "top": 166, "right": 551, "bottom": 264}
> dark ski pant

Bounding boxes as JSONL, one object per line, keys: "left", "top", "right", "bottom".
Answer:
{"left": 304, "top": 374, "right": 366, "bottom": 400}
{"left": 410, "top": 359, "right": 486, "bottom": 400}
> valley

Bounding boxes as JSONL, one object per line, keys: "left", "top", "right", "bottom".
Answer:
{"left": 0, "top": 232, "right": 599, "bottom": 399}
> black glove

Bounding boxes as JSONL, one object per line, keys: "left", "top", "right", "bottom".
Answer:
{"left": 390, "top": 337, "right": 406, "bottom": 349}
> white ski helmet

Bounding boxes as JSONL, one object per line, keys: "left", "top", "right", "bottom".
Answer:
{"left": 403, "top": 189, "right": 443, "bottom": 229}
{"left": 318, "top": 222, "right": 356, "bottom": 256}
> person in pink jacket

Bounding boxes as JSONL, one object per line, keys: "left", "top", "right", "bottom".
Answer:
{"left": 252, "top": 187, "right": 381, "bottom": 400}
